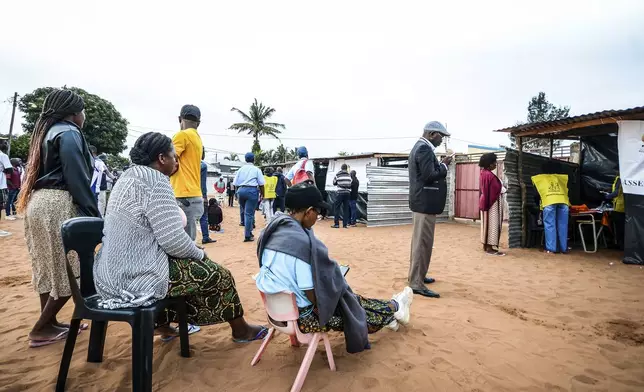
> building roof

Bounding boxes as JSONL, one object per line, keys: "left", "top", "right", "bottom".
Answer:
{"left": 467, "top": 144, "right": 503, "bottom": 151}
{"left": 493, "top": 106, "right": 644, "bottom": 138}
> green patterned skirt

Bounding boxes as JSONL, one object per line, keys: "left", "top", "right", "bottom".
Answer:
{"left": 297, "top": 295, "right": 395, "bottom": 334}
{"left": 157, "top": 257, "right": 244, "bottom": 326}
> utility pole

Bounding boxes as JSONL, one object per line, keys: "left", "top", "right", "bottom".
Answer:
{"left": 7, "top": 92, "right": 18, "bottom": 156}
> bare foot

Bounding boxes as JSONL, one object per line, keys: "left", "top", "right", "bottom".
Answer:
{"left": 28, "top": 324, "right": 68, "bottom": 341}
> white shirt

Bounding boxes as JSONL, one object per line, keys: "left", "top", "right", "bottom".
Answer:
{"left": 286, "top": 158, "right": 315, "bottom": 181}
{"left": 419, "top": 137, "right": 448, "bottom": 171}
{"left": 0, "top": 151, "right": 11, "bottom": 190}
{"left": 91, "top": 158, "right": 107, "bottom": 193}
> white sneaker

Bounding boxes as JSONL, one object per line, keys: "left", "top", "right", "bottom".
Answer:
{"left": 6, "top": 216, "right": 16, "bottom": 221}
{"left": 392, "top": 286, "right": 413, "bottom": 325}
{"left": 385, "top": 319, "right": 399, "bottom": 332}
{"left": 0, "top": 230, "right": 12, "bottom": 237}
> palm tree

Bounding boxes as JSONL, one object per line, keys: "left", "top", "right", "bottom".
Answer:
{"left": 287, "top": 147, "right": 299, "bottom": 161}
{"left": 229, "top": 99, "right": 285, "bottom": 153}
{"left": 224, "top": 153, "right": 239, "bottom": 161}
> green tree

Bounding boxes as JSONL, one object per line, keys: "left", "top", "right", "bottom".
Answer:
{"left": 337, "top": 151, "right": 352, "bottom": 156}
{"left": 19, "top": 87, "right": 129, "bottom": 155}
{"left": 0, "top": 133, "right": 31, "bottom": 161}
{"left": 229, "top": 99, "right": 285, "bottom": 154}
{"left": 224, "top": 153, "right": 239, "bottom": 161}
{"left": 510, "top": 92, "right": 570, "bottom": 150}
{"left": 104, "top": 154, "right": 130, "bottom": 170}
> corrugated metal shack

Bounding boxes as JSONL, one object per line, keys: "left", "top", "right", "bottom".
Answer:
{"left": 495, "top": 106, "right": 644, "bottom": 248}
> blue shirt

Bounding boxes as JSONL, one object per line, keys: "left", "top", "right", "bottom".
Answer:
{"left": 200, "top": 161, "right": 208, "bottom": 199}
{"left": 255, "top": 249, "right": 314, "bottom": 308}
{"left": 233, "top": 164, "right": 266, "bottom": 187}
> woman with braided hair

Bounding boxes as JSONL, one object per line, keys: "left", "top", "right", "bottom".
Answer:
{"left": 17, "top": 89, "right": 99, "bottom": 347}
{"left": 94, "top": 132, "right": 268, "bottom": 343}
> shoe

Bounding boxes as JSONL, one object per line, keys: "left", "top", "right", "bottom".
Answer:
{"left": 239, "top": 223, "right": 244, "bottom": 227}
{"left": 412, "top": 288, "right": 440, "bottom": 298}
{"left": 202, "top": 238, "right": 216, "bottom": 244}
{"left": 0, "top": 230, "right": 11, "bottom": 237}
{"left": 392, "top": 286, "right": 413, "bottom": 325}
{"left": 385, "top": 319, "right": 399, "bottom": 332}
{"left": 331, "top": 225, "right": 340, "bottom": 229}
{"left": 6, "top": 216, "right": 16, "bottom": 221}
{"left": 244, "top": 237, "right": 255, "bottom": 243}
{"left": 423, "top": 277, "right": 435, "bottom": 284}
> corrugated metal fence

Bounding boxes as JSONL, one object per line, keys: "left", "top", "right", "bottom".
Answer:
{"left": 366, "top": 166, "right": 451, "bottom": 227}
{"left": 454, "top": 161, "right": 508, "bottom": 220}
{"left": 503, "top": 148, "right": 580, "bottom": 248}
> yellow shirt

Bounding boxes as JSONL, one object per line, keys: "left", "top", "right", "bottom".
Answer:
{"left": 170, "top": 128, "right": 203, "bottom": 198}
{"left": 532, "top": 174, "right": 570, "bottom": 209}
{"left": 264, "top": 175, "right": 278, "bottom": 199}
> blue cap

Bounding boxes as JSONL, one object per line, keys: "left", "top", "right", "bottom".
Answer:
{"left": 245, "top": 152, "right": 255, "bottom": 162}
{"left": 297, "top": 146, "right": 308, "bottom": 158}
{"left": 423, "top": 121, "right": 450, "bottom": 136}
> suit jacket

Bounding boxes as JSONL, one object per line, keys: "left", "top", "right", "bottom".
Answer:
{"left": 408, "top": 139, "right": 448, "bottom": 215}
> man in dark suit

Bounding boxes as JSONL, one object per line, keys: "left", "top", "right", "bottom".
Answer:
{"left": 408, "top": 121, "right": 452, "bottom": 298}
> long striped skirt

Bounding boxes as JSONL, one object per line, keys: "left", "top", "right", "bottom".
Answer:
{"left": 481, "top": 196, "right": 503, "bottom": 247}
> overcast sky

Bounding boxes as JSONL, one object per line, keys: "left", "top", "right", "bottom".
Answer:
{"left": 1, "top": 0, "right": 643, "bottom": 159}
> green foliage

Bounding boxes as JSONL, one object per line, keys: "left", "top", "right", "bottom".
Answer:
{"left": 104, "top": 154, "right": 130, "bottom": 170}
{"left": 337, "top": 151, "right": 352, "bottom": 156}
{"left": 510, "top": 92, "right": 570, "bottom": 150}
{"left": 256, "top": 144, "right": 299, "bottom": 167}
{"left": 224, "top": 153, "right": 239, "bottom": 161}
{"left": 0, "top": 133, "right": 31, "bottom": 161}
{"left": 19, "top": 86, "right": 129, "bottom": 155}
{"left": 229, "top": 98, "right": 285, "bottom": 153}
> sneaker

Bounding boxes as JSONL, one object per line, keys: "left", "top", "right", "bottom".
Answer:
{"left": 392, "top": 286, "right": 413, "bottom": 325}
{"left": 202, "top": 238, "right": 216, "bottom": 244}
{"left": 0, "top": 230, "right": 11, "bottom": 237}
{"left": 6, "top": 216, "right": 16, "bottom": 221}
{"left": 385, "top": 319, "right": 399, "bottom": 332}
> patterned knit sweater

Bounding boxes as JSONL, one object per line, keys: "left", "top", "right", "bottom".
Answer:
{"left": 94, "top": 165, "right": 204, "bottom": 309}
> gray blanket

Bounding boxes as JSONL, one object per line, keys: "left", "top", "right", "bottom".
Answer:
{"left": 257, "top": 213, "right": 370, "bottom": 353}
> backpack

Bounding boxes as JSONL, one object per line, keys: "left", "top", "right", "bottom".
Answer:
{"left": 292, "top": 159, "right": 310, "bottom": 185}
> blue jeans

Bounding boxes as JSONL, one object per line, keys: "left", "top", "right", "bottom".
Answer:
{"left": 349, "top": 199, "right": 357, "bottom": 225}
{"left": 543, "top": 204, "right": 569, "bottom": 252}
{"left": 5, "top": 189, "right": 18, "bottom": 216}
{"left": 333, "top": 192, "right": 351, "bottom": 227}
{"left": 238, "top": 187, "right": 259, "bottom": 239}
{"left": 199, "top": 205, "right": 211, "bottom": 242}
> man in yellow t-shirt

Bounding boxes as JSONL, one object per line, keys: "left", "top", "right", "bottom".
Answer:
{"left": 531, "top": 161, "right": 570, "bottom": 254}
{"left": 171, "top": 104, "right": 204, "bottom": 240}
{"left": 262, "top": 167, "right": 278, "bottom": 222}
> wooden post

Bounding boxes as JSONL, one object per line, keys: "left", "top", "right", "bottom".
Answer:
{"left": 517, "top": 136, "right": 527, "bottom": 248}
{"left": 549, "top": 138, "right": 554, "bottom": 158}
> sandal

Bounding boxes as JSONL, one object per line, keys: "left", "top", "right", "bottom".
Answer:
{"left": 232, "top": 326, "right": 269, "bottom": 343}
{"left": 29, "top": 328, "right": 81, "bottom": 348}
{"left": 161, "top": 324, "right": 201, "bottom": 343}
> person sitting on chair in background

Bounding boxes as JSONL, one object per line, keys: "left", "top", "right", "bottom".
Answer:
{"left": 605, "top": 173, "right": 625, "bottom": 250}
{"left": 532, "top": 161, "right": 570, "bottom": 254}
{"left": 256, "top": 182, "right": 414, "bottom": 353}
{"left": 214, "top": 176, "right": 226, "bottom": 205}
{"left": 208, "top": 198, "right": 223, "bottom": 232}
{"left": 94, "top": 132, "right": 267, "bottom": 342}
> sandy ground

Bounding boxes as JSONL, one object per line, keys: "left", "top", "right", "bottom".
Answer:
{"left": 1, "top": 206, "right": 644, "bottom": 392}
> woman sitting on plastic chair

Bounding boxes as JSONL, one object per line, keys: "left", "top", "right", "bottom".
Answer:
{"left": 256, "top": 182, "right": 413, "bottom": 353}
{"left": 94, "top": 132, "right": 267, "bottom": 343}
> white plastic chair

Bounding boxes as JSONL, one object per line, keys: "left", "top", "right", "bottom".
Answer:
{"left": 251, "top": 291, "right": 335, "bottom": 392}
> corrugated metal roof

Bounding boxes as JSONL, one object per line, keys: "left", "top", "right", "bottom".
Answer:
{"left": 493, "top": 106, "right": 644, "bottom": 136}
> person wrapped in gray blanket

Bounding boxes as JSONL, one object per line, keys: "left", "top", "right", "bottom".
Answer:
{"left": 256, "top": 182, "right": 414, "bottom": 353}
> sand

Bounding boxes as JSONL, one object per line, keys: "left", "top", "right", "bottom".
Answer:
{"left": 1, "top": 207, "right": 644, "bottom": 392}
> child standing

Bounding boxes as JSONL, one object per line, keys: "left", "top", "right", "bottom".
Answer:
{"left": 262, "top": 167, "right": 277, "bottom": 222}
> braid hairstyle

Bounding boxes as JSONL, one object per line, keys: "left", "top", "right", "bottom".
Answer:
{"left": 17, "top": 89, "right": 85, "bottom": 212}
{"left": 129, "top": 132, "right": 173, "bottom": 166}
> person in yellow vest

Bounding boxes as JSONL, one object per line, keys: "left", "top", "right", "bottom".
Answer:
{"left": 605, "top": 174, "right": 625, "bottom": 250}
{"left": 532, "top": 161, "right": 570, "bottom": 254}
{"left": 262, "top": 167, "right": 278, "bottom": 222}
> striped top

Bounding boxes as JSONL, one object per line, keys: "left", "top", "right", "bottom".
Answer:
{"left": 94, "top": 165, "right": 204, "bottom": 309}
{"left": 333, "top": 170, "right": 353, "bottom": 194}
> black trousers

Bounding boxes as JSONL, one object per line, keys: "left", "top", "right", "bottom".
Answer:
{"left": 228, "top": 193, "right": 234, "bottom": 207}
{"left": 273, "top": 195, "right": 286, "bottom": 213}
{"left": 612, "top": 211, "right": 625, "bottom": 250}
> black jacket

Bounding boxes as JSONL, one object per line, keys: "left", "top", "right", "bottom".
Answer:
{"left": 33, "top": 121, "right": 100, "bottom": 217}
{"left": 408, "top": 139, "right": 448, "bottom": 215}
